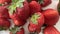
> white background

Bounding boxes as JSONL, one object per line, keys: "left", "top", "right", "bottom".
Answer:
{"left": 0, "top": 0, "right": 60, "bottom": 34}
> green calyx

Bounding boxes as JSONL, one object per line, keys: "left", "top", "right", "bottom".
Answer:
{"left": 0, "top": 27, "right": 7, "bottom": 31}
{"left": 38, "top": 0, "right": 43, "bottom": 4}
{"left": 9, "top": 26, "right": 19, "bottom": 34}
{"left": 8, "top": 0, "right": 24, "bottom": 15}
{"left": 0, "top": 4, "right": 2, "bottom": 6}
{"left": 31, "top": 13, "right": 40, "bottom": 24}
{"left": 58, "top": 7, "right": 60, "bottom": 12}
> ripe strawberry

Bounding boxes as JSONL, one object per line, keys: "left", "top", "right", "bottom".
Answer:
{"left": 29, "top": 1, "right": 41, "bottom": 16}
{"left": 0, "top": 6, "right": 10, "bottom": 19}
{"left": 8, "top": 0, "right": 30, "bottom": 21}
{"left": 0, "top": 18, "right": 10, "bottom": 30}
{"left": 10, "top": 27, "right": 24, "bottom": 34}
{"left": 16, "top": 1, "right": 30, "bottom": 20}
{"left": 28, "top": 12, "right": 44, "bottom": 33}
{"left": 11, "top": 13, "right": 26, "bottom": 26}
{"left": 43, "top": 9, "right": 59, "bottom": 26}
{"left": 0, "top": 0, "right": 11, "bottom": 4}
{"left": 44, "top": 26, "right": 60, "bottom": 34}
{"left": 38, "top": 0, "right": 52, "bottom": 7}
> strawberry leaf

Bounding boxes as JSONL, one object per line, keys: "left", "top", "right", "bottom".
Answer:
{"left": 0, "top": 4, "right": 2, "bottom": 6}
{"left": 38, "top": 0, "right": 43, "bottom": 4}
{"left": 9, "top": 26, "right": 19, "bottom": 34}
{"left": 8, "top": 0, "right": 24, "bottom": 15}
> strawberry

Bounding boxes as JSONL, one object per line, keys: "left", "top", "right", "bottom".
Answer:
{"left": 8, "top": 0, "right": 30, "bottom": 26}
{"left": 38, "top": 0, "right": 52, "bottom": 7}
{"left": 28, "top": 12, "right": 44, "bottom": 33}
{"left": 44, "top": 26, "right": 60, "bottom": 34}
{"left": 43, "top": 9, "right": 59, "bottom": 26}
{"left": 16, "top": 1, "right": 30, "bottom": 20}
{"left": 0, "top": 0, "right": 11, "bottom": 4}
{"left": 29, "top": 1, "right": 41, "bottom": 16}
{"left": 11, "top": 13, "right": 26, "bottom": 26}
{"left": 10, "top": 27, "right": 24, "bottom": 34}
{"left": 8, "top": 0, "right": 30, "bottom": 21}
{"left": 0, "top": 18, "right": 10, "bottom": 30}
{"left": 0, "top": 6, "right": 10, "bottom": 19}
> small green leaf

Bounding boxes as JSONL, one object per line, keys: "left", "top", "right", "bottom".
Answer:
{"left": 38, "top": 0, "right": 44, "bottom": 4}
{"left": 9, "top": 26, "right": 19, "bottom": 34}
{"left": 8, "top": 0, "right": 24, "bottom": 15}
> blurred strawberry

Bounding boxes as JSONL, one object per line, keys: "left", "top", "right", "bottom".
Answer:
{"left": 44, "top": 26, "right": 60, "bottom": 34}
{"left": 16, "top": 1, "right": 30, "bottom": 20}
{"left": 43, "top": 9, "right": 59, "bottom": 26}
{"left": 11, "top": 13, "right": 26, "bottom": 26}
{"left": 29, "top": 1, "right": 41, "bottom": 16}
{"left": 0, "top": 18, "right": 10, "bottom": 30}
{"left": 0, "top": 6, "right": 10, "bottom": 19}
{"left": 8, "top": 0, "right": 30, "bottom": 21}
{"left": 28, "top": 12, "right": 44, "bottom": 33}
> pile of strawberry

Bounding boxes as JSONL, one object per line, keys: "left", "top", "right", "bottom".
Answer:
{"left": 0, "top": 0, "right": 60, "bottom": 34}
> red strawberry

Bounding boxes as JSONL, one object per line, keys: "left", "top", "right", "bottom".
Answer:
{"left": 11, "top": 13, "right": 26, "bottom": 26}
{"left": 16, "top": 1, "right": 30, "bottom": 20}
{"left": 0, "top": 18, "right": 10, "bottom": 30}
{"left": 43, "top": 9, "right": 59, "bottom": 26}
{"left": 44, "top": 26, "right": 60, "bottom": 34}
{"left": 10, "top": 27, "right": 24, "bottom": 34}
{"left": 28, "top": 12, "right": 44, "bottom": 33}
{"left": 8, "top": 0, "right": 30, "bottom": 26}
{"left": 8, "top": 0, "right": 30, "bottom": 21}
{"left": 29, "top": 1, "right": 41, "bottom": 16}
{"left": 0, "top": 0, "right": 11, "bottom": 4}
{"left": 0, "top": 6, "right": 10, "bottom": 19}
{"left": 38, "top": 0, "right": 52, "bottom": 7}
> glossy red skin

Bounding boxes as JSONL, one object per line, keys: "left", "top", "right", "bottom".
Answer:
{"left": 28, "top": 23, "right": 38, "bottom": 32}
{"left": 16, "top": 28, "right": 24, "bottom": 34}
{"left": 41, "top": 0, "right": 51, "bottom": 7}
{"left": 29, "top": 1, "right": 41, "bottom": 16}
{"left": 43, "top": 9, "right": 59, "bottom": 26}
{"left": 0, "top": 18, "right": 10, "bottom": 29}
{"left": 0, "top": 6, "right": 10, "bottom": 19}
{"left": 11, "top": 13, "right": 26, "bottom": 26}
{"left": 13, "top": 19, "right": 26, "bottom": 26}
{"left": 16, "top": 1, "right": 30, "bottom": 21}
{"left": 28, "top": 12, "right": 44, "bottom": 32}
{"left": 44, "top": 26, "right": 60, "bottom": 34}
{"left": 0, "top": 0, "right": 11, "bottom": 4}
